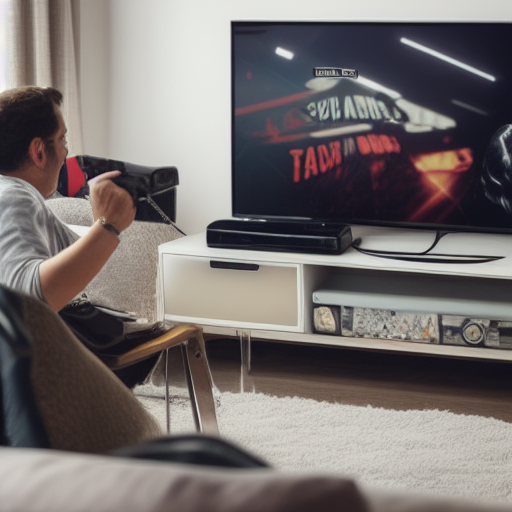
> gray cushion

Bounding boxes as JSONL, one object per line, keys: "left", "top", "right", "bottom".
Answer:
{"left": 46, "top": 197, "right": 94, "bottom": 226}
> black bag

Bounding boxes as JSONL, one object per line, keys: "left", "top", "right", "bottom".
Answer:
{"left": 59, "top": 298, "right": 165, "bottom": 388}
{"left": 58, "top": 155, "right": 179, "bottom": 224}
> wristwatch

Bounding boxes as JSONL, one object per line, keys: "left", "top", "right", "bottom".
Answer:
{"left": 99, "top": 217, "right": 121, "bottom": 238}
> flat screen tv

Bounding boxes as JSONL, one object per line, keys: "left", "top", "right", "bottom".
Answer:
{"left": 231, "top": 21, "right": 512, "bottom": 234}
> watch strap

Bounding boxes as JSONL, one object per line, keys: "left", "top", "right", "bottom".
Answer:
{"left": 99, "top": 217, "right": 121, "bottom": 238}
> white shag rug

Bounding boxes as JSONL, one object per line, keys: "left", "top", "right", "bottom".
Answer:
{"left": 134, "top": 383, "right": 512, "bottom": 504}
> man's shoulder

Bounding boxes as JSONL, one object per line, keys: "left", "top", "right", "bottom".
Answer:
{"left": 0, "top": 175, "right": 43, "bottom": 204}
{"left": 0, "top": 175, "right": 48, "bottom": 229}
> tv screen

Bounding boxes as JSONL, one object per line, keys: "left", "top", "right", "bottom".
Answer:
{"left": 231, "top": 22, "right": 512, "bottom": 233}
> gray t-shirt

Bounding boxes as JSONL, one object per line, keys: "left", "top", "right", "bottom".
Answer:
{"left": 0, "top": 174, "right": 79, "bottom": 302}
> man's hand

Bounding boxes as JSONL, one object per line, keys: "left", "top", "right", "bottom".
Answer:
{"left": 88, "top": 171, "right": 136, "bottom": 233}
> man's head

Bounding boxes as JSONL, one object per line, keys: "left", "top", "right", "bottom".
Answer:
{"left": 0, "top": 86, "right": 64, "bottom": 172}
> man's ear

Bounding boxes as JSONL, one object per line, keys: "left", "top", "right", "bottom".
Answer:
{"left": 28, "top": 138, "right": 47, "bottom": 168}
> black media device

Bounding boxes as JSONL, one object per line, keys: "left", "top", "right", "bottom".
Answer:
{"left": 207, "top": 219, "right": 352, "bottom": 255}
{"left": 229, "top": 21, "right": 512, "bottom": 235}
{"left": 59, "top": 155, "right": 179, "bottom": 224}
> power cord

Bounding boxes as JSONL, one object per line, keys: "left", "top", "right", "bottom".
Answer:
{"left": 351, "top": 231, "right": 504, "bottom": 264}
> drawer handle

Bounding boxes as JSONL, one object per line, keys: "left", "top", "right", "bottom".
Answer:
{"left": 210, "top": 261, "right": 260, "bottom": 271}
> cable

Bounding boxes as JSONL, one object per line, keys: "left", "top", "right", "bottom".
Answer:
{"left": 144, "top": 195, "right": 187, "bottom": 236}
{"left": 351, "top": 231, "right": 505, "bottom": 264}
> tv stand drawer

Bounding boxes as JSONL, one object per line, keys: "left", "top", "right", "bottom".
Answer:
{"left": 161, "top": 254, "right": 301, "bottom": 330}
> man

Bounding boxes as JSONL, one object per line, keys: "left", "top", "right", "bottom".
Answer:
{"left": 0, "top": 86, "right": 136, "bottom": 312}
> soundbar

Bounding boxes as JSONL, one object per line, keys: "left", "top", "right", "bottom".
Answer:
{"left": 206, "top": 219, "right": 353, "bottom": 255}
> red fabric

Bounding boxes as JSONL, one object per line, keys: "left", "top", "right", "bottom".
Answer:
{"left": 65, "top": 157, "right": 86, "bottom": 197}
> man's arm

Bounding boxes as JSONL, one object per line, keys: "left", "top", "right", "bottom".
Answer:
{"left": 39, "top": 171, "right": 136, "bottom": 312}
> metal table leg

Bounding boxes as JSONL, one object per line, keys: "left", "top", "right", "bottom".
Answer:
{"left": 238, "top": 330, "right": 254, "bottom": 393}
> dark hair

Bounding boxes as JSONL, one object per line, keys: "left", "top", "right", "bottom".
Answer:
{"left": 0, "top": 86, "right": 63, "bottom": 172}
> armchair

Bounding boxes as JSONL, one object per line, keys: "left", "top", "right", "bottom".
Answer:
{"left": 0, "top": 284, "right": 218, "bottom": 454}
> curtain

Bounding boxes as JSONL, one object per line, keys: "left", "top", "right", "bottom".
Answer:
{"left": 7, "top": 0, "right": 83, "bottom": 156}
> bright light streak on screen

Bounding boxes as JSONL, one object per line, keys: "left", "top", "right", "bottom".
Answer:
{"left": 400, "top": 37, "right": 496, "bottom": 82}
{"left": 451, "top": 99, "right": 488, "bottom": 116}
{"left": 275, "top": 47, "right": 294, "bottom": 60}
{"left": 357, "top": 76, "right": 401, "bottom": 99}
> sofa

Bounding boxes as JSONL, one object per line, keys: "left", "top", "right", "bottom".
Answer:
{"left": 1, "top": 446, "right": 511, "bottom": 512}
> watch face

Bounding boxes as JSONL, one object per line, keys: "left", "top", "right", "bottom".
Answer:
{"left": 462, "top": 322, "right": 485, "bottom": 345}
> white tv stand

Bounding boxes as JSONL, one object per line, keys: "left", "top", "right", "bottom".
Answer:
{"left": 158, "top": 225, "right": 512, "bottom": 364}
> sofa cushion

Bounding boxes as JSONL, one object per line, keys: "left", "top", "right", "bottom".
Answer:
{"left": 1, "top": 447, "right": 511, "bottom": 512}
{"left": 0, "top": 447, "right": 367, "bottom": 512}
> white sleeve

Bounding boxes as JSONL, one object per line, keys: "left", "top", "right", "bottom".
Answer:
{"left": 0, "top": 185, "right": 78, "bottom": 302}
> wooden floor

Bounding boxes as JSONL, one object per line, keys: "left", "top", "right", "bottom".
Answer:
{"left": 196, "top": 337, "right": 512, "bottom": 423}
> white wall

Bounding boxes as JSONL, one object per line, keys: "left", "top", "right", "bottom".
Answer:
{"left": 79, "top": 0, "right": 111, "bottom": 157}
{"left": 80, "top": 0, "right": 512, "bottom": 235}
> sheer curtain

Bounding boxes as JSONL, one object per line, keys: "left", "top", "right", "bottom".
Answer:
{"left": 7, "top": 0, "right": 83, "bottom": 155}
